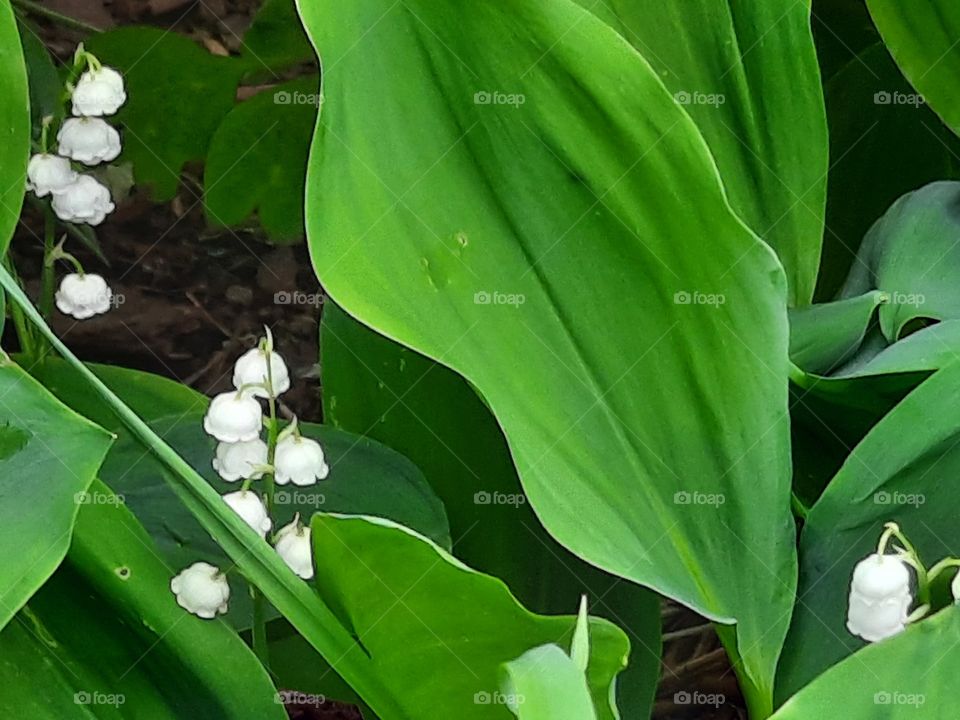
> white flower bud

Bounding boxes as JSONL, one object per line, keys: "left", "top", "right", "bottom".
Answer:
{"left": 57, "top": 117, "right": 121, "bottom": 166}
{"left": 170, "top": 562, "right": 229, "bottom": 619}
{"left": 51, "top": 175, "right": 115, "bottom": 225}
{"left": 274, "top": 517, "right": 314, "bottom": 579}
{"left": 212, "top": 438, "right": 268, "bottom": 482}
{"left": 71, "top": 66, "right": 126, "bottom": 116}
{"left": 274, "top": 435, "right": 329, "bottom": 486}
{"left": 55, "top": 273, "right": 112, "bottom": 320}
{"left": 26, "top": 154, "right": 77, "bottom": 197}
{"left": 203, "top": 391, "right": 263, "bottom": 443}
{"left": 233, "top": 346, "right": 290, "bottom": 398}
{"left": 847, "top": 553, "right": 912, "bottom": 642}
{"left": 222, "top": 490, "right": 272, "bottom": 538}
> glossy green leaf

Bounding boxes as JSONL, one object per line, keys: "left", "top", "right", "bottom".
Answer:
{"left": 17, "top": 20, "right": 62, "bottom": 129}
{"left": 789, "top": 291, "right": 885, "bottom": 373}
{"left": 204, "top": 76, "right": 317, "bottom": 242}
{"left": 311, "top": 513, "right": 628, "bottom": 720}
{"left": 867, "top": 0, "right": 960, "bottom": 138}
{"left": 0, "top": 0, "right": 29, "bottom": 256}
{"left": 241, "top": 0, "right": 314, "bottom": 72}
{"left": 86, "top": 28, "right": 246, "bottom": 201}
{"left": 0, "top": 356, "right": 112, "bottom": 631}
{"left": 0, "top": 479, "right": 286, "bottom": 718}
{"left": 502, "top": 645, "right": 597, "bottom": 720}
{"left": 583, "top": 0, "right": 828, "bottom": 305}
{"left": 322, "top": 301, "right": 661, "bottom": 717}
{"left": 302, "top": 0, "right": 794, "bottom": 710}
{"left": 776, "top": 607, "right": 959, "bottom": 718}
{"left": 777, "top": 362, "right": 960, "bottom": 700}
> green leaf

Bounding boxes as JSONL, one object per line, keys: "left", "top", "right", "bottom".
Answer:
{"left": 788, "top": 291, "right": 885, "bottom": 373}
{"left": 502, "top": 645, "right": 598, "bottom": 720}
{"left": 86, "top": 28, "right": 246, "bottom": 201}
{"left": 0, "top": 0, "right": 29, "bottom": 256}
{"left": 775, "top": 607, "right": 960, "bottom": 718}
{"left": 0, "top": 356, "right": 112, "bottom": 632}
{"left": 240, "top": 0, "right": 314, "bottom": 73}
{"left": 777, "top": 362, "right": 960, "bottom": 700}
{"left": 17, "top": 20, "right": 62, "bottom": 129}
{"left": 0, "top": 479, "right": 286, "bottom": 718}
{"left": 302, "top": 0, "right": 794, "bottom": 710}
{"left": 204, "top": 76, "right": 317, "bottom": 242}
{"left": 582, "top": 0, "right": 828, "bottom": 305}
{"left": 321, "top": 302, "right": 662, "bottom": 716}
{"left": 311, "top": 513, "right": 628, "bottom": 720}
{"left": 867, "top": 0, "right": 960, "bottom": 138}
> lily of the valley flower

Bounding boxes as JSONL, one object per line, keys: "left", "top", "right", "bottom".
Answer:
{"left": 51, "top": 175, "right": 115, "bottom": 225}
{"left": 170, "top": 562, "right": 230, "bottom": 619}
{"left": 274, "top": 515, "right": 314, "bottom": 579}
{"left": 71, "top": 66, "right": 126, "bottom": 117}
{"left": 203, "top": 391, "right": 263, "bottom": 443}
{"left": 55, "top": 273, "right": 112, "bottom": 320}
{"left": 57, "top": 117, "right": 121, "bottom": 166}
{"left": 274, "top": 432, "right": 329, "bottom": 486}
{"left": 222, "top": 490, "right": 272, "bottom": 538}
{"left": 26, "top": 154, "right": 77, "bottom": 197}
{"left": 233, "top": 345, "right": 290, "bottom": 398}
{"left": 846, "top": 552, "right": 913, "bottom": 642}
{"left": 212, "top": 438, "right": 268, "bottom": 482}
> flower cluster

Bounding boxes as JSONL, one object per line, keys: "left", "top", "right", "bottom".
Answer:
{"left": 170, "top": 331, "right": 328, "bottom": 618}
{"left": 847, "top": 522, "right": 960, "bottom": 643}
{"left": 25, "top": 46, "right": 126, "bottom": 321}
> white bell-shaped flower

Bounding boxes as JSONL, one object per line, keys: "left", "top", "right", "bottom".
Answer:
{"left": 55, "top": 273, "right": 112, "bottom": 320}
{"left": 203, "top": 391, "right": 263, "bottom": 443}
{"left": 212, "top": 438, "right": 268, "bottom": 482}
{"left": 71, "top": 66, "right": 126, "bottom": 116}
{"left": 57, "top": 117, "right": 121, "bottom": 166}
{"left": 275, "top": 434, "right": 329, "bottom": 486}
{"left": 953, "top": 571, "right": 960, "bottom": 604}
{"left": 274, "top": 516, "right": 314, "bottom": 579}
{"left": 26, "top": 154, "right": 77, "bottom": 197}
{"left": 846, "top": 553, "right": 913, "bottom": 642}
{"left": 222, "top": 490, "right": 272, "bottom": 538}
{"left": 51, "top": 175, "right": 115, "bottom": 225}
{"left": 233, "top": 346, "right": 290, "bottom": 398}
{"left": 170, "top": 562, "right": 230, "bottom": 619}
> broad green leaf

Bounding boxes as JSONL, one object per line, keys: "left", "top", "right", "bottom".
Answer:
{"left": 0, "top": 356, "right": 112, "bottom": 631}
{"left": 777, "top": 362, "right": 960, "bottom": 700}
{"left": 321, "top": 302, "right": 662, "bottom": 717}
{"left": 17, "top": 20, "right": 62, "bottom": 129}
{"left": 86, "top": 28, "right": 246, "bottom": 201}
{"left": 789, "top": 291, "right": 885, "bottom": 374}
{"left": 867, "top": 0, "right": 960, "bottom": 138}
{"left": 841, "top": 181, "right": 960, "bottom": 340}
{"left": 311, "top": 513, "right": 628, "bottom": 720}
{"left": 204, "top": 76, "right": 317, "bottom": 242}
{"left": 241, "top": 0, "right": 314, "bottom": 73}
{"left": 583, "top": 0, "right": 828, "bottom": 305}
{"left": 817, "top": 43, "right": 960, "bottom": 300}
{"left": 502, "top": 645, "right": 598, "bottom": 720}
{"left": 775, "top": 607, "right": 959, "bottom": 718}
{"left": 302, "top": 0, "right": 794, "bottom": 710}
{"left": 0, "top": 479, "right": 286, "bottom": 718}
{"left": 0, "top": 0, "right": 29, "bottom": 256}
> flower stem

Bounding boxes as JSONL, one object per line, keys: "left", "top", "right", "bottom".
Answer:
{"left": 250, "top": 585, "right": 270, "bottom": 667}
{"left": 2, "top": 257, "right": 37, "bottom": 362}
{"left": 40, "top": 205, "right": 56, "bottom": 321}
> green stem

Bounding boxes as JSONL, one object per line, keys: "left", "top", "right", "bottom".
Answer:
{"left": 40, "top": 205, "right": 56, "bottom": 322}
{"left": 11, "top": 0, "right": 103, "bottom": 33}
{"left": 250, "top": 585, "right": 270, "bottom": 668}
{"left": 2, "top": 258, "right": 37, "bottom": 362}
{"left": 790, "top": 492, "right": 809, "bottom": 521}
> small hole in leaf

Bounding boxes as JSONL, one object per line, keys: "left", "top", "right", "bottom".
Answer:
{"left": 115, "top": 566, "right": 131, "bottom": 580}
